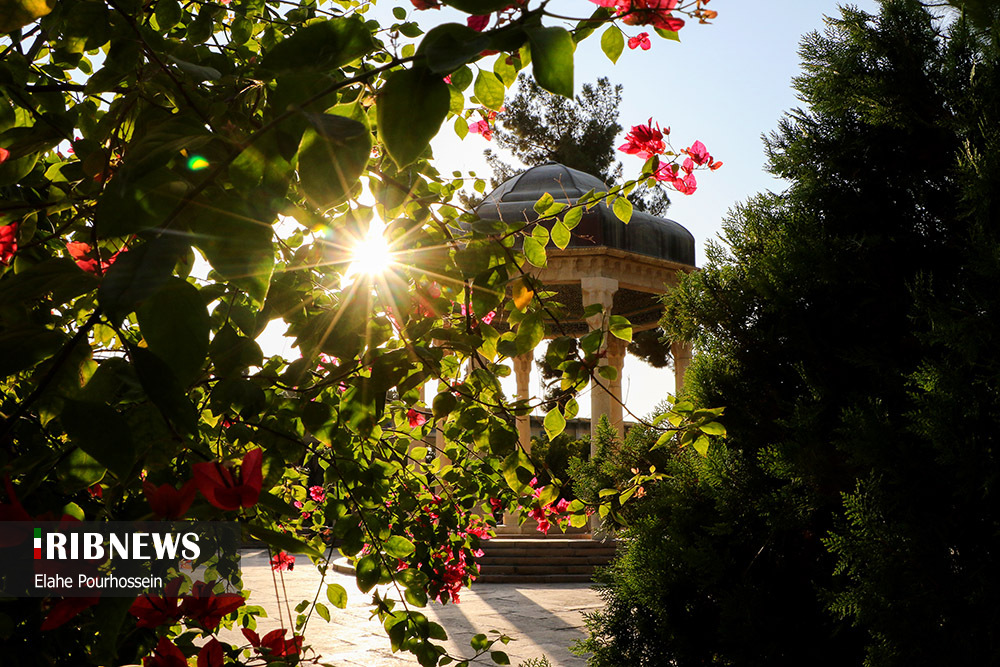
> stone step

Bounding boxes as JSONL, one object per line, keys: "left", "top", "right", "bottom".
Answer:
{"left": 478, "top": 556, "right": 613, "bottom": 566}
{"left": 474, "top": 573, "right": 595, "bottom": 584}
{"left": 481, "top": 547, "right": 617, "bottom": 560}
{"left": 478, "top": 564, "right": 595, "bottom": 575}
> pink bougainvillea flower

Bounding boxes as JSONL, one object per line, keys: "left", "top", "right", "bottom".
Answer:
{"left": 0, "top": 147, "right": 9, "bottom": 163}
{"left": 467, "top": 14, "right": 489, "bottom": 31}
{"left": 0, "top": 222, "right": 18, "bottom": 265}
{"left": 481, "top": 310, "right": 496, "bottom": 325}
{"left": 686, "top": 139, "right": 712, "bottom": 165}
{"left": 407, "top": 408, "right": 427, "bottom": 428}
{"left": 41, "top": 596, "right": 100, "bottom": 631}
{"left": 308, "top": 485, "right": 326, "bottom": 503}
{"left": 143, "top": 637, "right": 188, "bottom": 667}
{"left": 192, "top": 448, "right": 263, "bottom": 511}
{"left": 143, "top": 480, "right": 197, "bottom": 519}
{"left": 242, "top": 628, "right": 304, "bottom": 659}
{"left": 619, "top": 119, "right": 665, "bottom": 159}
{"left": 410, "top": 0, "right": 440, "bottom": 8}
{"left": 628, "top": 32, "right": 651, "bottom": 50}
{"left": 468, "top": 119, "right": 493, "bottom": 141}
{"left": 443, "top": 74, "right": 452, "bottom": 84}
{"left": 180, "top": 581, "right": 246, "bottom": 629}
{"left": 197, "top": 639, "right": 224, "bottom": 667}
{"left": 270, "top": 550, "right": 295, "bottom": 571}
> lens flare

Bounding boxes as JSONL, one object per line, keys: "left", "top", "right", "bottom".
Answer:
{"left": 187, "top": 155, "right": 210, "bottom": 171}
{"left": 348, "top": 219, "right": 392, "bottom": 277}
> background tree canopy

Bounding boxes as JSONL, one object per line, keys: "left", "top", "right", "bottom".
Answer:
{"left": 578, "top": 1, "right": 1000, "bottom": 665}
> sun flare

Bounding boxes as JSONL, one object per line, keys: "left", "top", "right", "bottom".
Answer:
{"left": 346, "top": 218, "right": 393, "bottom": 279}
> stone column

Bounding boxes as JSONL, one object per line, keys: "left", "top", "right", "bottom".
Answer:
{"left": 671, "top": 341, "right": 693, "bottom": 394}
{"left": 513, "top": 352, "right": 533, "bottom": 454}
{"left": 581, "top": 277, "right": 619, "bottom": 451}
{"left": 606, "top": 337, "right": 626, "bottom": 440}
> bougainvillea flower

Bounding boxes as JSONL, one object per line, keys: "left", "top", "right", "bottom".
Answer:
{"left": 0, "top": 222, "right": 18, "bottom": 265}
{"left": 66, "top": 241, "right": 127, "bottom": 276}
{"left": 242, "top": 628, "right": 304, "bottom": 659}
{"left": 468, "top": 119, "right": 493, "bottom": 141}
{"left": 129, "top": 579, "right": 184, "bottom": 628}
{"left": 143, "top": 480, "right": 197, "bottom": 519}
{"left": 270, "top": 550, "right": 295, "bottom": 571}
{"left": 407, "top": 408, "right": 428, "bottom": 428}
{"left": 686, "top": 139, "right": 712, "bottom": 165}
{"left": 192, "top": 448, "right": 263, "bottom": 511}
{"left": 467, "top": 14, "right": 489, "bottom": 31}
{"left": 0, "top": 147, "right": 9, "bottom": 163}
{"left": 308, "top": 485, "right": 326, "bottom": 503}
{"left": 41, "top": 596, "right": 100, "bottom": 630}
{"left": 628, "top": 32, "right": 651, "bottom": 50}
{"left": 197, "top": 639, "right": 224, "bottom": 667}
{"left": 410, "top": 0, "right": 440, "bottom": 8}
{"left": 180, "top": 581, "right": 246, "bottom": 629}
{"left": 143, "top": 637, "right": 188, "bottom": 667}
{"left": 618, "top": 119, "right": 665, "bottom": 159}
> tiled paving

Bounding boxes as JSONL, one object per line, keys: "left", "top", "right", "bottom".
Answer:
{"left": 234, "top": 549, "right": 602, "bottom": 666}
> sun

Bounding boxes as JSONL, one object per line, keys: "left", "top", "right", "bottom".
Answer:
{"left": 346, "top": 218, "right": 393, "bottom": 278}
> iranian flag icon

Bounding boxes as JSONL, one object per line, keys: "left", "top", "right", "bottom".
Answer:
{"left": 34, "top": 528, "right": 41, "bottom": 559}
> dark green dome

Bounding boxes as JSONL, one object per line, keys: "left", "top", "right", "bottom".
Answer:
{"left": 475, "top": 162, "right": 695, "bottom": 266}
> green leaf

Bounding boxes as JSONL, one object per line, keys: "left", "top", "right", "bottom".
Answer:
{"left": 443, "top": 0, "right": 512, "bottom": 13}
{"left": 491, "top": 651, "right": 511, "bottom": 665}
{"left": 61, "top": 399, "right": 135, "bottom": 479}
{"left": 527, "top": 26, "right": 574, "bottom": 98}
{"left": 0, "top": 325, "right": 67, "bottom": 377}
{"left": 385, "top": 535, "right": 416, "bottom": 558}
{"left": 135, "top": 279, "right": 209, "bottom": 386}
{"left": 563, "top": 206, "right": 583, "bottom": 229}
{"left": 210, "top": 324, "right": 264, "bottom": 378}
{"left": 98, "top": 237, "right": 187, "bottom": 324}
{"left": 655, "top": 27, "right": 681, "bottom": 42}
{"left": 188, "top": 195, "right": 275, "bottom": 303}
{"left": 551, "top": 221, "right": 571, "bottom": 249}
{"left": 417, "top": 23, "right": 490, "bottom": 73}
{"left": 692, "top": 434, "right": 710, "bottom": 456}
{"left": 699, "top": 421, "right": 727, "bottom": 436}
{"left": 327, "top": 583, "right": 348, "bottom": 609}
{"left": 474, "top": 70, "right": 505, "bottom": 111}
{"left": 523, "top": 237, "right": 547, "bottom": 267}
{"left": 600, "top": 26, "right": 624, "bottom": 64}
{"left": 356, "top": 554, "right": 380, "bottom": 592}
{"left": 514, "top": 313, "right": 544, "bottom": 354}
{"left": 609, "top": 315, "right": 633, "bottom": 342}
{"left": 543, "top": 406, "right": 566, "bottom": 440}
{"left": 55, "top": 447, "right": 106, "bottom": 490}
{"left": 432, "top": 391, "right": 458, "bottom": 419}
{"left": 129, "top": 346, "right": 199, "bottom": 435}
{"left": 298, "top": 107, "right": 371, "bottom": 210}
{"left": 471, "top": 633, "right": 489, "bottom": 651}
{"left": 612, "top": 196, "right": 633, "bottom": 223}
{"left": 378, "top": 67, "right": 450, "bottom": 168}
{"left": 533, "top": 192, "right": 555, "bottom": 215}
{"left": 315, "top": 602, "right": 331, "bottom": 622}
{"left": 259, "top": 17, "right": 376, "bottom": 74}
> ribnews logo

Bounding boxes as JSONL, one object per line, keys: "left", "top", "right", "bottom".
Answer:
{"left": 1, "top": 521, "right": 241, "bottom": 598}
{"left": 31, "top": 526, "right": 202, "bottom": 561}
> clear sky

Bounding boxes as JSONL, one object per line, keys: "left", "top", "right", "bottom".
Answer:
{"left": 262, "top": 0, "right": 883, "bottom": 422}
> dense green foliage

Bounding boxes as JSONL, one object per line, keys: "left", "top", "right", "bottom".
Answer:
{"left": 579, "top": 1, "right": 1000, "bottom": 665}
{"left": 0, "top": 0, "right": 715, "bottom": 664}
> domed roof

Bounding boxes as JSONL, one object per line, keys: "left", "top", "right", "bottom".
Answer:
{"left": 475, "top": 163, "right": 695, "bottom": 266}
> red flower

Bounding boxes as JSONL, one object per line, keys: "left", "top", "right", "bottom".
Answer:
{"left": 41, "top": 596, "right": 100, "bottom": 630}
{"left": 308, "top": 485, "right": 326, "bottom": 503}
{"left": 619, "top": 119, "right": 665, "bottom": 159}
{"left": 685, "top": 140, "right": 712, "bottom": 165}
{"left": 407, "top": 408, "right": 427, "bottom": 428}
{"left": 0, "top": 147, "right": 9, "bottom": 163}
{"left": 197, "top": 639, "right": 224, "bottom": 667}
{"left": 270, "top": 550, "right": 295, "bottom": 572}
{"left": 143, "top": 637, "right": 188, "bottom": 667}
{"left": 468, "top": 119, "right": 493, "bottom": 141}
{"left": 628, "top": 32, "right": 651, "bottom": 50}
{"left": 129, "top": 579, "right": 184, "bottom": 629}
{"left": 467, "top": 14, "right": 489, "bottom": 31}
{"left": 143, "top": 480, "right": 197, "bottom": 519}
{"left": 66, "top": 241, "right": 127, "bottom": 276}
{"left": 410, "top": 0, "right": 440, "bottom": 8}
{"left": 0, "top": 222, "right": 18, "bottom": 265}
{"left": 242, "top": 628, "right": 304, "bottom": 659}
{"left": 589, "top": 0, "right": 683, "bottom": 31}
{"left": 180, "top": 581, "right": 246, "bottom": 629}
{"left": 192, "top": 448, "right": 263, "bottom": 511}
